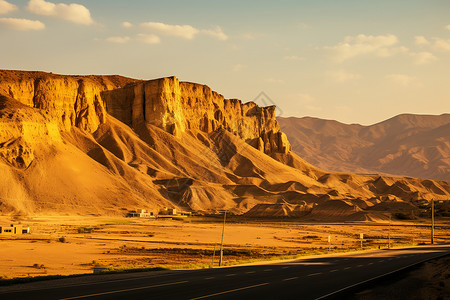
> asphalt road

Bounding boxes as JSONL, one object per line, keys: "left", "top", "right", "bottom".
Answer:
{"left": 1, "top": 245, "right": 448, "bottom": 300}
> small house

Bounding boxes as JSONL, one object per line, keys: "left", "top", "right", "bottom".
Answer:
{"left": 159, "top": 207, "right": 178, "bottom": 215}
{"left": 127, "top": 209, "right": 153, "bottom": 218}
{"left": 0, "top": 224, "right": 30, "bottom": 235}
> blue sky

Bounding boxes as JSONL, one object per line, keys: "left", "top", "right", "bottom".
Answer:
{"left": 1, "top": 0, "right": 449, "bottom": 124}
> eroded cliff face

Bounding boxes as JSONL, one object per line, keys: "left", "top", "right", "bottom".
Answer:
{"left": 0, "top": 71, "right": 289, "bottom": 156}
{"left": 0, "top": 95, "right": 61, "bottom": 168}
{"left": 0, "top": 70, "right": 139, "bottom": 133}
{"left": 102, "top": 76, "right": 291, "bottom": 154}
{"left": 0, "top": 70, "right": 290, "bottom": 174}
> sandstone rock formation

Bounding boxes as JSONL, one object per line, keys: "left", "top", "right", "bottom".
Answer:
{"left": 0, "top": 70, "right": 448, "bottom": 217}
{"left": 102, "top": 77, "right": 290, "bottom": 154}
{"left": 0, "top": 71, "right": 139, "bottom": 132}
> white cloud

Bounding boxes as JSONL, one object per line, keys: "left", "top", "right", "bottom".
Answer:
{"left": 297, "top": 22, "right": 309, "bottom": 30}
{"left": 0, "top": 17, "right": 45, "bottom": 30}
{"left": 136, "top": 33, "right": 160, "bottom": 44}
{"left": 122, "top": 21, "right": 132, "bottom": 28}
{"left": 201, "top": 26, "right": 228, "bottom": 40}
{"left": 106, "top": 36, "right": 130, "bottom": 44}
{"left": 325, "top": 34, "right": 408, "bottom": 62}
{"left": 295, "top": 93, "right": 316, "bottom": 104}
{"left": 140, "top": 21, "right": 228, "bottom": 41}
{"left": 105, "top": 34, "right": 160, "bottom": 45}
{"left": 0, "top": 0, "right": 17, "bottom": 14}
{"left": 284, "top": 55, "right": 304, "bottom": 61}
{"left": 432, "top": 37, "right": 450, "bottom": 52}
{"left": 27, "top": 0, "right": 93, "bottom": 25}
{"left": 286, "top": 93, "right": 321, "bottom": 112}
{"left": 232, "top": 64, "right": 245, "bottom": 72}
{"left": 240, "top": 33, "right": 256, "bottom": 40}
{"left": 265, "top": 78, "right": 285, "bottom": 84}
{"left": 409, "top": 51, "right": 437, "bottom": 65}
{"left": 140, "top": 22, "right": 199, "bottom": 40}
{"left": 326, "top": 70, "right": 361, "bottom": 82}
{"left": 414, "top": 35, "right": 429, "bottom": 46}
{"left": 414, "top": 34, "right": 450, "bottom": 52}
{"left": 386, "top": 74, "right": 416, "bottom": 87}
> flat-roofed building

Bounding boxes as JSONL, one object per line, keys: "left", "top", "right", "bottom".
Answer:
{"left": 0, "top": 224, "right": 30, "bottom": 235}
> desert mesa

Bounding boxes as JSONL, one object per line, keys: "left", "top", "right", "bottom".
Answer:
{"left": 0, "top": 70, "right": 449, "bottom": 220}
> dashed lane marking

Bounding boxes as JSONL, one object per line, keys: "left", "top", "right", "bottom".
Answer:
{"left": 190, "top": 282, "right": 270, "bottom": 300}
{"left": 58, "top": 281, "right": 189, "bottom": 300}
{"left": 282, "top": 277, "right": 298, "bottom": 281}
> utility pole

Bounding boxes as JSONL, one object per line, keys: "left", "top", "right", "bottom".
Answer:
{"left": 360, "top": 233, "right": 363, "bottom": 249}
{"left": 431, "top": 199, "right": 435, "bottom": 245}
{"left": 388, "top": 215, "right": 391, "bottom": 249}
{"left": 211, "top": 243, "right": 217, "bottom": 268}
{"left": 219, "top": 211, "right": 226, "bottom": 266}
{"left": 328, "top": 235, "right": 331, "bottom": 252}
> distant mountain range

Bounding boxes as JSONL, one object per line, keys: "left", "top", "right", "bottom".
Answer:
{"left": 278, "top": 114, "right": 450, "bottom": 181}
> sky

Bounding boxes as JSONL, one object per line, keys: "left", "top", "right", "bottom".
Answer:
{"left": 1, "top": 0, "right": 449, "bottom": 125}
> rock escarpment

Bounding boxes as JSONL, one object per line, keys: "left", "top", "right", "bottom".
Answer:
{"left": 0, "top": 95, "right": 61, "bottom": 168}
{"left": 0, "top": 71, "right": 290, "bottom": 157}
{"left": 102, "top": 77, "right": 291, "bottom": 154}
{"left": 0, "top": 71, "right": 139, "bottom": 133}
{"left": 0, "top": 70, "right": 449, "bottom": 217}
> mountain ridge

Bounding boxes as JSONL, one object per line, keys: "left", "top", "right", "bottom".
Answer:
{"left": 0, "top": 69, "right": 448, "bottom": 218}
{"left": 278, "top": 114, "right": 450, "bottom": 181}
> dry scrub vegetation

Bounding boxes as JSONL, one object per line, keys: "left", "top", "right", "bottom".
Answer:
{"left": 0, "top": 215, "right": 448, "bottom": 279}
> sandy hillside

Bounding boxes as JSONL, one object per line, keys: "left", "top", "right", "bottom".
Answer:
{"left": 0, "top": 70, "right": 449, "bottom": 219}
{"left": 278, "top": 114, "right": 450, "bottom": 181}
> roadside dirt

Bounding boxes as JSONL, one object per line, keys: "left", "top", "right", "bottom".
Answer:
{"left": 353, "top": 255, "right": 450, "bottom": 300}
{"left": 0, "top": 215, "right": 448, "bottom": 279}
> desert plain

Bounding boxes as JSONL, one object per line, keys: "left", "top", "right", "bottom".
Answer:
{"left": 0, "top": 214, "right": 448, "bottom": 279}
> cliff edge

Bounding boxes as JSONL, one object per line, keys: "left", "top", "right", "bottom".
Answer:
{"left": 0, "top": 70, "right": 448, "bottom": 217}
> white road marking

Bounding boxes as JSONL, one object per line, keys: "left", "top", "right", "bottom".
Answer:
{"left": 190, "top": 282, "right": 270, "bottom": 299}
{"left": 204, "top": 277, "right": 215, "bottom": 280}
{"left": 58, "top": 281, "right": 189, "bottom": 300}
{"left": 4, "top": 271, "right": 184, "bottom": 293}
{"left": 330, "top": 269, "right": 338, "bottom": 272}
{"left": 282, "top": 277, "right": 298, "bottom": 281}
{"left": 357, "top": 265, "right": 364, "bottom": 268}
{"left": 344, "top": 267, "right": 351, "bottom": 270}
{"left": 282, "top": 266, "right": 289, "bottom": 269}
{"left": 307, "top": 272, "right": 321, "bottom": 276}
{"left": 264, "top": 269, "right": 272, "bottom": 272}
{"left": 246, "top": 271, "right": 256, "bottom": 274}
{"left": 225, "top": 273, "right": 236, "bottom": 277}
